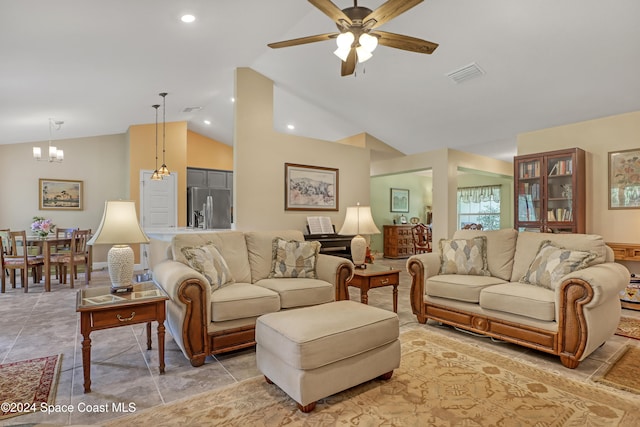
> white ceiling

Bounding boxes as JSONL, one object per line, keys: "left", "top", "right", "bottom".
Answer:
{"left": 2, "top": 0, "right": 640, "bottom": 162}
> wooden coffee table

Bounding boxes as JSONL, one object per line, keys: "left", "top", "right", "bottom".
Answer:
{"left": 348, "top": 264, "right": 401, "bottom": 312}
{"left": 76, "top": 281, "right": 169, "bottom": 393}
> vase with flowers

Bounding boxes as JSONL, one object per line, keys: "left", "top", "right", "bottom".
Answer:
{"left": 31, "top": 216, "right": 56, "bottom": 238}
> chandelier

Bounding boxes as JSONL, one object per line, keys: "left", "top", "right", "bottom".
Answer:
{"left": 158, "top": 92, "right": 170, "bottom": 177}
{"left": 33, "top": 119, "right": 64, "bottom": 162}
{"left": 150, "top": 104, "right": 162, "bottom": 181}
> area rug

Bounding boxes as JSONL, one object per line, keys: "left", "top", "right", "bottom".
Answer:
{"left": 616, "top": 316, "right": 640, "bottom": 340}
{"left": 105, "top": 328, "right": 640, "bottom": 427}
{"left": 595, "top": 346, "right": 640, "bottom": 394}
{"left": 0, "top": 354, "right": 62, "bottom": 421}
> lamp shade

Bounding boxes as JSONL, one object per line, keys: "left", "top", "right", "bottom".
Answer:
{"left": 339, "top": 205, "right": 380, "bottom": 236}
{"left": 88, "top": 200, "right": 150, "bottom": 246}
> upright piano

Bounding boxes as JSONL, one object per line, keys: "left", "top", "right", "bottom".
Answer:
{"left": 304, "top": 225, "right": 353, "bottom": 260}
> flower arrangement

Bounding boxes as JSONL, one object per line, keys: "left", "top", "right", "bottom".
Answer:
{"left": 31, "top": 216, "right": 56, "bottom": 238}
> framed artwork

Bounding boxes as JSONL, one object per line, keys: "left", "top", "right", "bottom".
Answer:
{"left": 285, "top": 163, "right": 338, "bottom": 211}
{"left": 608, "top": 149, "right": 640, "bottom": 209}
{"left": 39, "top": 178, "right": 83, "bottom": 210}
{"left": 390, "top": 188, "right": 410, "bottom": 212}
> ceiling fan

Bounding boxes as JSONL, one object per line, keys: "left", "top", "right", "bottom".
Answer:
{"left": 268, "top": 0, "right": 438, "bottom": 77}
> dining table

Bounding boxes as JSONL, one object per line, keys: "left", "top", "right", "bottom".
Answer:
{"left": 26, "top": 234, "right": 92, "bottom": 292}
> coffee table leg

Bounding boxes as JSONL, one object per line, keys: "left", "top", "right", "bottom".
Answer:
{"left": 393, "top": 283, "right": 398, "bottom": 313}
{"left": 80, "top": 314, "right": 92, "bottom": 393}
{"left": 146, "top": 322, "right": 152, "bottom": 350}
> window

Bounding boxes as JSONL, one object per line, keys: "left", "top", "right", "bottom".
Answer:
{"left": 458, "top": 185, "right": 501, "bottom": 230}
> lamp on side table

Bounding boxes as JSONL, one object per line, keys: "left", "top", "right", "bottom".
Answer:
{"left": 339, "top": 204, "right": 380, "bottom": 268}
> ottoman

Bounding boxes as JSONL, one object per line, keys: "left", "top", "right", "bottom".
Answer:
{"left": 255, "top": 300, "right": 400, "bottom": 412}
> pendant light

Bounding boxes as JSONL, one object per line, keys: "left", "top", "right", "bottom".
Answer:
{"left": 150, "top": 104, "right": 162, "bottom": 181}
{"left": 158, "top": 92, "right": 170, "bottom": 177}
{"left": 33, "top": 118, "right": 64, "bottom": 162}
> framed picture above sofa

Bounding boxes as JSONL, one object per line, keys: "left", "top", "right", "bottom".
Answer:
{"left": 608, "top": 148, "right": 640, "bottom": 209}
{"left": 285, "top": 163, "right": 338, "bottom": 211}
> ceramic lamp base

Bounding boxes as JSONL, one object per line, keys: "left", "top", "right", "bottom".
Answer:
{"left": 108, "top": 244, "right": 134, "bottom": 292}
{"left": 350, "top": 234, "right": 367, "bottom": 267}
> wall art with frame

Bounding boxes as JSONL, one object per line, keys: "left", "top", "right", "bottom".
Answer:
{"left": 284, "top": 163, "right": 338, "bottom": 211}
{"left": 608, "top": 148, "right": 640, "bottom": 209}
{"left": 39, "top": 178, "right": 83, "bottom": 210}
{"left": 390, "top": 188, "right": 410, "bottom": 213}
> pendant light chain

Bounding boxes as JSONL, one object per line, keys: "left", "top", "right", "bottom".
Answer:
{"left": 158, "top": 92, "right": 170, "bottom": 176}
{"left": 151, "top": 104, "right": 162, "bottom": 181}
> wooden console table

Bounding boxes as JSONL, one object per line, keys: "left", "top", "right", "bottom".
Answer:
{"left": 606, "top": 242, "right": 640, "bottom": 311}
{"left": 348, "top": 264, "right": 401, "bottom": 312}
{"left": 76, "top": 282, "right": 169, "bottom": 392}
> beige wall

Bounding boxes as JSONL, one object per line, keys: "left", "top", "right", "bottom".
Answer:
{"left": 233, "top": 68, "right": 372, "bottom": 231}
{"left": 517, "top": 110, "right": 640, "bottom": 243}
{"left": 187, "top": 130, "right": 233, "bottom": 170}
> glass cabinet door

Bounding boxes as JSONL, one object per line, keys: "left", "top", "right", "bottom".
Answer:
{"left": 516, "top": 158, "right": 542, "bottom": 229}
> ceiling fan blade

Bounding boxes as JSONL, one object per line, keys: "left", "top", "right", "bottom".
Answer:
{"left": 268, "top": 32, "right": 338, "bottom": 49}
{"left": 364, "top": 0, "right": 423, "bottom": 29}
{"left": 309, "top": 0, "right": 352, "bottom": 25}
{"left": 374, "top": 30, "right": 438, "bottom": 54}
{"left": 341, "top": 48, "right": 357, "bottom": 76}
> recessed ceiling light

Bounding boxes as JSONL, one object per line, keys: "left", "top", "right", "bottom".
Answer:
{"left": 230, "top": 97, "right": 235, "bottom": 103}
{"left": 203, "top": 120, "right": 211, "bottom": 125}
{"left": 181, "top": 14, "right": 196, "bottom": 23}
{"left": 287, "top": 124, "right": 295, "bottom": 130}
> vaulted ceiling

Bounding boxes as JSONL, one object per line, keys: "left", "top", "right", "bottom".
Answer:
{"left": 2, "top": 0, "right": 640, "bottom": 162}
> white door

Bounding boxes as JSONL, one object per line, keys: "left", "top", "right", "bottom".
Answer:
{"left": 140, "top": 170, "right": 178, "bottom": 268}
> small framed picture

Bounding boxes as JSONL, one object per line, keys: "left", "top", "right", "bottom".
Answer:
{"left": 390, "top": 188, "right": 409, "bottom": 213}
{"left": 608, "top": 148, "right": 640, "bottom": 209}
{"left": 285, "top": 163, "right": 338, "bottom": 211}
{"left": 39, "top": 178, "right": 83, "bottom": 210}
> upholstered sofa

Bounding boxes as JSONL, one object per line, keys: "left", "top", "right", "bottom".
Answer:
{"left": 152, "top": 230, "right": 354, "bottom": 367}
{"left": 408, "top": 229, "right": 629, "bottom": 368}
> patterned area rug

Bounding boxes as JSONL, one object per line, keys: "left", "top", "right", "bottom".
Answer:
{"left": 0, "top": 354, "right": 62, "bottom": 420}
{"left": 616, "top": 316, "right": 640, "bottom": 340}
{"left": 595, "top": 346, "right": 640, "bottom": 394}
{"left": 105, "top": 329, "right": 640, "bottom": 426}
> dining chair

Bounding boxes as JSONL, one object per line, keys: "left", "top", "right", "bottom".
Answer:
{"left": 462, "top": 223, "right": 483, "bottom": 230}
{"left": 50, "top": 229, "right": 91, "bottom": 288}
{"left": 1, "top": 231, "right": 44, "bottom": 293}
{"left": 0, "top": 229, "right": 10, "bottom": 279}
{"left": 411, "top": 223, "right": 432, "bottom": 254}
{"left": 52, "top": 227, "right": 78, "bottom": 280}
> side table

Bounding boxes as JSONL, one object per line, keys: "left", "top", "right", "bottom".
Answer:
{"left": 348, "top": 264, "right": 401, "bottom": 312}
{"left": 76, "top": 282, "right": 169, "bottom": 393}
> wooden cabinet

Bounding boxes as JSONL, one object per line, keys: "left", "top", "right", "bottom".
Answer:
{"left": 514, "top": 148, "right": 586, "bottom": 233}
{"left": 383, "top": 225, "right": 414, "bottom": 258}
{"left": 606, "top": 242, "right": 640, "bottom": 261}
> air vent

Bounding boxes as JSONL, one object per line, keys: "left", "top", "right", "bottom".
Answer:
{"left": 446, "top": 62, "right": 485, "bottom": 84}
{"left": 182, "top": 106, "right": 203, "bottom": 113}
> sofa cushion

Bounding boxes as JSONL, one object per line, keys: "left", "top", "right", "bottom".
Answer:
{"left": 179, "top": 243, "right": 234, "bottom": 290}
{"left": 453, "top": 229, "right": 518, "bottom": 281}
{"left": 511, "top": 232, "right": 607, "bottom": 283}
{"left": 269, "top": 238, "right": 321, "bottom": 279}
{"left": 171, "top": 231, "right": 252, "bottom": 284}
{"left": 439, "top": 236, "right": 490, "bottom": 276}
{"left": 257, "top": 278, "right": 334, "bottom": 308}
{"left": 210, "top": 283, "right": 280, "bottom": 322}
{"left": 245, "top": 230, "right": 306, "bottom": 283}
{"left": 520, "top": 240, "right": 596, "bottom": 290}
{"left": 479, "top": 283, "right": 556, "bottom": 322}
{"left": 426, "top": 274, "right": 507, "bottom": 303}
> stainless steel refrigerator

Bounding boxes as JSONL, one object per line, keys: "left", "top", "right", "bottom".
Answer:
{"left": 187, "top": 187, "right": 232, "bottom": 229}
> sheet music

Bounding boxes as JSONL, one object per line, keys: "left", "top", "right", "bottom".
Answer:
{"left": 307, "top": 216, "right": 334, "bottom": 234}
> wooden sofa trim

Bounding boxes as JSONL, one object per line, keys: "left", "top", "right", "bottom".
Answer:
{"left": 175, "top": 262, "right": 354, "bottom": 367}
{"left": 407, "top": 258, "right": 591, "bottom": 369}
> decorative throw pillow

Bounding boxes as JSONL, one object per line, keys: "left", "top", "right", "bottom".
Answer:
{"left": 520, "top": 240, "right": 597, "bottom": 290}
{"left": 180, "top": 243, "right": 234, "bottom": 291}
{"left": 439, "top": 237, "right": 490, "bottom": 276}
{"left": 269, "top": 238, "right": 321, "bottom": 279}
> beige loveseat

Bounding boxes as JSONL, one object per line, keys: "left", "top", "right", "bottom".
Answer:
{"left": 408, "top": 229, "right": 629, "bottom": 368}
{"left": 152, "top": 230, "right": 354, "bottom": 367}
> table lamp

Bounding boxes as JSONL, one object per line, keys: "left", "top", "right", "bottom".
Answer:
{"left": 87, "top": 200, "right": 150, "bottom": 293}
{"left": 339, "top": 204, "right": 380, "bottom": 268}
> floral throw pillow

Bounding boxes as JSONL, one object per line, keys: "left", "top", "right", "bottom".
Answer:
{"left": 520, "top": 240, "right": 596, "bottom": 290}
{"left": 439, "top": 236, "right": 490, "bottom": 276}
{"left": 180, "top": 243, "right": 234, "bottom": 291}
{"left": 269, "top": 238, "right": 321, "bottom": 279}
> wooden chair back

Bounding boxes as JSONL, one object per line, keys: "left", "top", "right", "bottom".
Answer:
{"left": 53, "top": 229, "right": 91, "bottom": 287}
{"left": 462, "top": 223, "right": 483, "bottom": 230}
{"left": 411, "top": 223, "right": 432, "bottom": 254}
{"left": 1, "top": 230, "right": 43, "bottom": 292}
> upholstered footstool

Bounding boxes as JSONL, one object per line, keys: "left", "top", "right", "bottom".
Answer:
{"left": 256, "top": 300, "right": 400, "bottom": 412}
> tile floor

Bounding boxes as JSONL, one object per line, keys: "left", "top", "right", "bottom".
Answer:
{"left": 1, "top": 256, "right": 639, "bottom": 426}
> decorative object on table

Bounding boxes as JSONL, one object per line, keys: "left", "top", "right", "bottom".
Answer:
{"left": 30, "top": 216, "right": 56, "bottom": 238}
{"left": 267, "top": 0, "right": 438, "bottom": 77}
{"left": 38, "top": 178, "right": 83, "bottom": 210}
{"left": 409, "top": 216, "right": 420, "bottom": 225}
{"left": 390, "top": 188, "right": 409, "bottom": 213}
{"left": 338, "top": 203, "right": 380, "bottom": 268}
{"left": 399, "top": 215, "right": 408, "bottom": 224}
{"left": 87, "top": 200, "right": 150, "bottom": 293}
{"left": 608, "top": 148, "right": 640, "bottom": 209}
{"left": 284, "top": 163, "right": 338, "bottom": 211}
{"left": 150, "top": 103, "right": 162, "bottom": 181}
{"left": 157, "top": 92, "right": 171, "bottom": 177}
{"left": 32, "top": 118, "right": 64, "bottom": 163}
{"left": 0, "top": 354, "right": 62, "bottom": 421}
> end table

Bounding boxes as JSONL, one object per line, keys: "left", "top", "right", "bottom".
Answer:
{"left": 348, "top": 264, "right": 401, "bottom": 312}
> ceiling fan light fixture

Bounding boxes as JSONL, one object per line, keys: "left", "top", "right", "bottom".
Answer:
{"left": 334, "top": 46, "right": 351, "bottom": 61}
{"left": 359, "top": 33, "right": 378, "bottom": 53}
{"left": 356, "top": 46, "right": 373, "bottom": 63}
{"left": 334, "top": 31, "right": 355, "bottom": 61}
